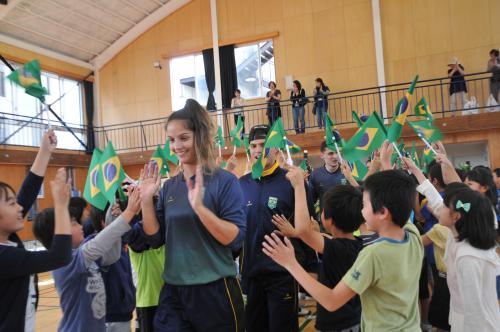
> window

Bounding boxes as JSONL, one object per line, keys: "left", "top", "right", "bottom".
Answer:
{"left": 0, "top": 61, "right": 84, "bottom": 149}
{"left": 170, "top": 53, "right": 208, "bottom": 110}
{"left": 235, "top": 40, "right": 275, "bottom": 99}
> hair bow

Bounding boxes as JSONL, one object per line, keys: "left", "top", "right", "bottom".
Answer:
{"left": 455, "top": 200, "right": 470, "bottom": 213}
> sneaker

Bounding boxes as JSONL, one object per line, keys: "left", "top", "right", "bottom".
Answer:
{"left": 420, "top": 322, "right": 432, "bottom": 332}
{"left": 298, "top": 307, "right": 311, "bottom": 317}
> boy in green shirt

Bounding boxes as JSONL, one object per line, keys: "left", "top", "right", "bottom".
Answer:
{"left": 263, "top": 169, "right": 424, "bottom": 331}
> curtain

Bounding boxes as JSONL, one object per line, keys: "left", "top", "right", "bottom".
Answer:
{"left": 219, "top": 44, "right": 238, "bottom": 109}
{"left": 202, "top": 49, "right": 216, "bottom": 111}
{"left": 83, "top": 80, "right": 95, "bottom": 153}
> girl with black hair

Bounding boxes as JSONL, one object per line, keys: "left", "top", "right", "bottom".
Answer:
{"left": 290, "top": 80, "right": 306, "bottom": 134}
{"left": 313, "top": 78, "right": 330, "bottom": 129}
{"left": 139, "top": 99, "right": 246, "bottom": 331}
{"left": 265, "top": 81, "right": 282, "bottom": 125}
{"left": 465, "top": 168, "right": 499, "bottom": 222}
{"left": 440, "top": 188, "right": 500, "bottom": 331}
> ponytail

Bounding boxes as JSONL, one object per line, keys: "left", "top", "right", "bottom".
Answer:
{"left": 167, "top": 99, "right": 217, "bottom": 171}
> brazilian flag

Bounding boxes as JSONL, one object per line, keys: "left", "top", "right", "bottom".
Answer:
{"left": 7, "top": 60, "right": 48, "bottom": 101}
{"left": 163, "top": 138, "right": 179, "bottom": 165}
{"left": 408, "top": 119, "right": 442, "bottom": 143}
{"left": 83, "top": 148, "right": 108, "bottom": 210}
{"left": 342, "top": 112, "right": 387, "bottom": 161}
{"left": 414, "top": 97, "right": 433, "bottom": 121}
{"left": 422, "top": 147, "right": 435, "bottom": 172}
{"left": 216, "top": 125, "right": 225, "bottom": 148}
{"left": 387, "top": 75, "right": 419, "bottom": 142}
{"left": 325, "top": 114, "right": 344, "bottom": 150}
{"left": 299, "top": 159, "right": 308, "bottom": 171}
{"left": 391, "top": 142, "right": 406, "bottom": 167}
{"left": 230, "top": 115, "right": 244, "bottom": 147}
{"left": 410, "top": 141, "right": 421, "bottom": 170}
{"left": 352, "top": 111, "right": 364, "bottom": 128}
{"left": 265, "top": 118, "right": 286, "bottom": 149}
{"left": 351, "top": 160, "right": 368, "bottom": 182}
{"left": 243, "top": 135, "right": 250, "bottom": 155}
{"left": 251, "top": 147, "right": 270, "bottom": 179}
{"left": 151, "top": 145, "right": 169, "bottom": 176}
{"left": 285, "top": 138, "right": 301, "bottom": 154}
{"left": 98, "top": 142, "right": 125, "bottom": 204}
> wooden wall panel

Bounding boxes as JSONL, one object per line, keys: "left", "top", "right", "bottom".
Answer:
{"left": 381, "top": 0, "right": 500, "bottom": 84}
{"left": 98, "top": 0, "right": 378, "bottom": 125}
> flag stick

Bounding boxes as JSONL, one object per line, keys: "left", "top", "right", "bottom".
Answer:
{"left": 233, "top": 146, "right": 237, "bottom": 155}
{"left": 218, "top": 146, "right": 222, "bottom": 158}
{"left": 418, "top": 134, "right": 438, "bottom": 155}
{"left": 283, "top": 136, "right": 294, "bottom": 165}
{"left": 166, "top": 171, "right": 170, "bottom": 179}
{"left": 392, "top": 142, "right": 404, "bottom": 159}
{"left": 246, "top": 152, "right": 250, "bottom": 162}
{"left": 333, "top": 142, "right": 343, "bottom": 163}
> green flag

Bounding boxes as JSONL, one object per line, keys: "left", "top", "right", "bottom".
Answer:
{"left": 265, "top": 118, "right": 286, "bottom": 149}
{"left": 83, "top": 148, "right": 108, "bottom": 210}
{"left": 151, "top": 145, "right": 169, "bottom": 176}
{"left": 391, "top": 142, "right": 406, "bottom": 166}
{"left": 408, "top": 119, "right": 442, "bottom": 143}
{"left": 410, "top": 141, "right": 421, "bottom": 170}
{"left": 230, "top": 115, "right": 244, "bottom": 147}
{"left": 98, "top": 142, "right": 125, "bottom": 204}
{"left": 351, "top": 160, "right": 368, "bottom": 181}
{"left": 422, "top": 147, "right": 435, "bottom": 172}
{"left": 299, "top": 159, "right": 308, "bottom": 171}
{"left": 352, "top": 111, "right": 363, "bottom": 128}
{"left": 7, "top": 60, "right": 48, "bottom": 101}
{"left": 387, "top": 75, "right": 419, "bottom": 142}
{"left": 414, "top": 97, "right": 433, "bottom": 121}
{"left": 216, "top": 126, "right": 225, "bottom": 147}
{"left": 163, "top": 138, "right": 179, "bottom": 165}
{"left": 342, "top": 112, "right": 387, "bottom": 161}
{"left": 243, "top": 135, "right": 250, "bottom": 156}
{"left": 251, "top": 149, "right": 269, "bottom": 179}
{"left": 285, "top": 139, "right": 301, "bottom": 154}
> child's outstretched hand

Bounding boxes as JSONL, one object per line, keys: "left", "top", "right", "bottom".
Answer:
{"left": 41, "top": 128, "right": 58, "bottom": 154}
{"left": 124, "top": 186, "right": 141, "bottom": 217}
{"left": 50, "top": 168, "right": 71, "bottom": 207}
{"left": 262, "top": 233, "right": 297, "bottom": 270}
{"left": 379, "top": 140, "right": 394, "bottom": 171}
{"left": 285, "top": 166, "right": 305, "bottom": 188}
{"left": 272, "top": 214, "right": 298, "bottom": 238}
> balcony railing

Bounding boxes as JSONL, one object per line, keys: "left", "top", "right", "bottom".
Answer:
{"left": 1, "top": 71, "right": 498, "bottom": 153}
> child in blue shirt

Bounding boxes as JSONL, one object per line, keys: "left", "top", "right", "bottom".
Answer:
{"left": 33, "top": 188, "right": 142, "bottom": 332}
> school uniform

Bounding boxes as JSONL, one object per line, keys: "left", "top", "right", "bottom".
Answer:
{"left": 145, "top": 168, "right": 246, "bottom": 332}
{"left": 0, "top": 172, "right": 72, "bottom": 332}
{"left": 239, "top": 164, "right": 315, "bottom": 332}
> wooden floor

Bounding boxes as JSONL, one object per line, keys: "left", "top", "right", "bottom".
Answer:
{"left": 35, "top": 272, "right": 319, "bottom": 331}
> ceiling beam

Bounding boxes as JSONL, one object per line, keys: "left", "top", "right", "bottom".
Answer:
{"left": 92, "top": 0, "right": 191, "bottom": 69}
{"left": 119, "top": 0, "right": 151, "bottom": 16}
{"left": 2, "top": 19, "right": 99, "bottom": 56}
{"left": 0, "top": 0, "right": 22, "bottom": 20}
{"left": 0, "top": 32, "right": 94, "bottom": 70}
{"left": 46, "top": 0, "right": 124, "bottom": 37}
{"left": 15, "top": 5, "right": 112, "bottom": 47}
{"left": 82, "top": 0, "right": 137, "bottom": 26}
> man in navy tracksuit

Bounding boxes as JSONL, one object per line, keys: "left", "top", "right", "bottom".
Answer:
{"left": 239, "top": 125, "right": 315, "bottom": 332}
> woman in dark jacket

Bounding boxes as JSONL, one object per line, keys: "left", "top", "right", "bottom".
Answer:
{"left": 290, "top": 80, "right": 307, "bottom": 134}
{"left": 313, "top": 78, "right": 330, "bottom": 129}
{"left": 265, "top": 81, "right": 282, "bottom": 125}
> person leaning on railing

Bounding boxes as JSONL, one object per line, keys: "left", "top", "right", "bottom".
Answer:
{"left": 487, "top": 49, "right": 500, "bottom": 103}
{"left": 312, "top": 78, "right": 330, "bottom": 129}
{"left": 265, "top": 81, "right": 282, "bottom": 126}
{"left": 231, "top": 89, "right": 245, "bottom": 134}
{"left": 290, "top": 80, "right": 307, "bottom": 134}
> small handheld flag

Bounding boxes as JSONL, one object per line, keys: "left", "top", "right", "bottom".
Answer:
{"left": 387, "top": 75, "right": 419, "bottom": 143}
{"left": 230, "top": 115, "right": 244, "bottom": 148}
{"left": 163, "top": 138, "right": 179, "bottom": 165}
{"left": 98, "top": 142, "right": 125, "bottom": 204}
{"left": 342, "top": 112, "right": 387, "bottom": 161}
{"left": 7, "top": 60, "right": 48, "bottom": 102}
{"left": 83, "top": 148, "right": 108, "bottom": 210}
{"left": 408, "top": 120, "right": 442, "bottom": 145}
{"left": 414, "top": 98, "right": 433, "bottom": 121}
{"left": 351, "top": 160, "right": 369, "bottom": 182}
{"left": 151, "top": 145, "right": 170, "bottom": 176}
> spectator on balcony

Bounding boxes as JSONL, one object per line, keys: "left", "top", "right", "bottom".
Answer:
{"left": 487, "top": 49, "right": 500, "bottom": 103}
{"left": 447, "top": 57, "right": 467, "bottom": 113}
{"left": 313, "top": 78, "right": 330, "bottom": 129}
{"left": 231, "top": 89, "right": 245, "bottom": 135}
{"left": 265, "top": 81, "right": 282, "bottom": 126}
{"left": 290, "top": 80, "right": 307, "bottom": 134}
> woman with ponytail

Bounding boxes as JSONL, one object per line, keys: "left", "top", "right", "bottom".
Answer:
{"left": 139, "top": 99, "right": 246, "bottom": 331}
